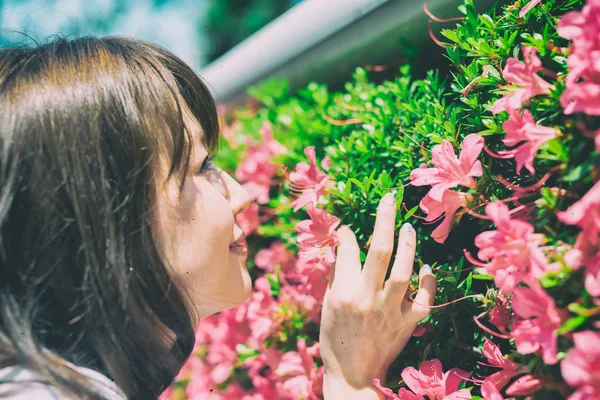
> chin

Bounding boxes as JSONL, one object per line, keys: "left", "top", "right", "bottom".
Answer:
{"left": 224, "top": 255, "right": 253, "bottom": 307}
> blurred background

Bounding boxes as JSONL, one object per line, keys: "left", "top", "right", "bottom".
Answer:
{"left": 0, "top": 0, "right": 480, "bottom": 106}
{"left": 0, "top": 0, "right": 302, "bottom": 68}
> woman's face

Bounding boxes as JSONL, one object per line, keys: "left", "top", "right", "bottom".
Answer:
{"left": 152, "top": 111, "right": 252, "bottom": 320}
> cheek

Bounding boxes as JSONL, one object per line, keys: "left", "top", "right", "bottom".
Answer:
{"left": 154, "top": 177, "right": 234, "bottom": 281}
{"left": 176, "top": 177, "right": 234, "bottom": 275}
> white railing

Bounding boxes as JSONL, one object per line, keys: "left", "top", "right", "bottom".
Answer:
{"left": 201, "top": 0, "right": 493, "bottom": 105}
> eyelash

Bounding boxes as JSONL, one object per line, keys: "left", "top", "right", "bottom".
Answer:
{"left": 198, "top": 156, "right": 216, "bottom": 174}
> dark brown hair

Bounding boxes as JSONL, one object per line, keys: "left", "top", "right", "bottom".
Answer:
{"left": 0, "top": 35, "right": 220, "bottom": 399}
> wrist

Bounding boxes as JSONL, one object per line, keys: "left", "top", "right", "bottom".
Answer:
{"left": 322, "top": 370, "right": 386, "bottom": 400}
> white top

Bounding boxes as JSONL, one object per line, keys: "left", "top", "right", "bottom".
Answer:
{"left": 0, "top": 363, "right": 126, "bottom": 399}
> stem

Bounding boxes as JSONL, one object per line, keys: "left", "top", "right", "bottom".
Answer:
{"left": 422, "top": 3, "right": 465, "bottom": 22}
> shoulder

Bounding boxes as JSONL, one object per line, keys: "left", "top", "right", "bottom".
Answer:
{"left": 0, "top": 364, "right": 126, "bottom": 399}
{"left": 0, "top": 365, "right": 67, "bottom": 399}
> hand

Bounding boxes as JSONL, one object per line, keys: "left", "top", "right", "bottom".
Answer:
{"left": 319, "top": 192, "right": 436, "bottom": 398}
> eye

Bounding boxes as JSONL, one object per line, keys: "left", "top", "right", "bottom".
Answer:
{"left": 198, "top": 155, "right": 216, "bottom": 174}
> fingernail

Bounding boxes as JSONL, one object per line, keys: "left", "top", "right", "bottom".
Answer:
{"left": 383, "top": 193, "right": 395, "bottom": 204}
{"left": 422, "top": 264, "right": 432, "bottom": 274}
{"left": 402, "top": 222, "right": 413, "bottom": 232}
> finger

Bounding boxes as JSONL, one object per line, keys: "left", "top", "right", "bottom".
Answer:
{"left": 329, "top": 225, "right": 361, "bottom": 291}
{"left": 383, "top": 222, "right": 416, "bottom": 302}
{"left": 410, "top": 265, "right": 436, "bottom": 321}
{"left": 362, "top": 193, "right": 397, "bottom": 291}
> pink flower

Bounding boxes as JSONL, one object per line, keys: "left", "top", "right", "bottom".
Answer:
{"left": 280, "top": 283, "right": 322, "bottom": 323}
{"left": 504, "top": 375, "right": 543, "bottom": 397}
{"left": 558, "top": 181, "right": 600, "bottom": 240}
{"left": 499, "top": 108, "right": 558, "bottom": 175}
{"left": 289, "top": 146, "right": 334, "bottom": 211}
{"left": 272, "top": 339, "right": 324, "bottom": 400}
{"left": 481, "top": 380, "right": 513, "bottom": 400}
{"left": 296, "top": 203, "right": 340, "bottom": 264}
{"left": 289, "top": 261, "right": 331, "bottom": 303}
{"left": 561, "top": 81, "right": 600, "bottom": 115}
{"left": 557, "top": 0, "right": 600, "bottom": 116}
{"left": 373, "top": 379, "right": 425, "bottom": 399}
{"left": 401, "top": 359, "right": 471, "bottom": 399}
{"left": 254, "top": 241, "right": 295, "bottom": 274}
{"left": 511, "top": 286, "right": 563, "bottom": 364}
{"left": 244, "top": 277, "right": 280, "bottom": 342}
{"left": 492, "top": 46, "right": 553, "bottom": 114}
{"left": 561, "top": 330, "right": 600, "bottom": 400}
{"left": 481, "top": 375, "right": 542, "bottom": 400}
{"left": 473, "top": 202, "right": 556, "bottom": 292}
{"left": 236, "top": 122, "right": 286, "bottom": 204}
{"left": 481, "top": 339, "right": 521, "bottom": 390}
{"left": 410, "top": 134, "right": 483, "bottom": 201}
{"left": 558, "top": 181, "right": 600, "bottom": 296}
{"left": 420, "top": 190, "right": 469, "bottom": 244}
{"left": 237, "top": 202, "right": 260, "bottom": 236}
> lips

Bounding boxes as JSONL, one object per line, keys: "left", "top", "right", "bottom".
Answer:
{"left": 229, "top": 240, "right": 248, "bottom": 255}
{"left": 229, "top": 228, "right": 247, "bottom": 255}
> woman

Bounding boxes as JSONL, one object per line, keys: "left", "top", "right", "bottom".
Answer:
{"left": 0, "top": 36, "right": 436, "bottom": 399}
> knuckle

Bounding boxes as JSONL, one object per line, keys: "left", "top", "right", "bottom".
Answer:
{"left": 386, "top": 277, "right": 410, "bottom": 290}
{"left": 369, "top": 246, "right": 392, "bottom": 261}
{"left": 328, "top": 294, "right": 356, "bottom": 310}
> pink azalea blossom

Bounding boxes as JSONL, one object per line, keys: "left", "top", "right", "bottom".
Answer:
{"left": 481, "top": 339, "right": 521, "bottom": 390}
{"left": 557, "top": 0, "right": 600, "bottom": 115}
{"left": 419, "top": 190, "right": 469, "bottom": 244}
{"left": 271, "top": 339, "right": 324, "bottom": 400}
{"left": 290, "top": 261, "right": 331, "bottom": 303}
{"left": 558, "top": 180, "right": 600, "bottom": 240}
{"left": 504, "top": 375, "right": 543, "bottom": 397}
{"left": 558, "top": 181, "right": 600, "bottom": 296}
{"left": 289, "top": 146, "right": 334, "bottom": 211}
{"left": 254, "top": 241, "right": 296, "bottom": 274}
{"left": 473, "top": 202, "right": 557, "bottom": 292}
{"left": 511, "top": 286, "right": 563, "bottom": 364}
{"left": 497, "top": 108, "right": 558, "bottom": 175}
{"left": 397, "top": 359, "right": 471, "bottom": 400}
{"left": 236, "top": 122, "right": 286, "bottom": 204}
{"left": 237, "top": 202, "right": 260, "bottom": 236}
{"left": 560, "top": 81, "right": 600, "bottom": 115}
{"left": 244, "top": 277, "right": 280, "bottom": 343}
{"left": 373, "top": 379, "right": 425, "bottom": 400}
{"left": 241, "top": 181, "right": 273, "bottom": 205}
{"left": 296, "top": 203, "right": 340, "bottom": 264}
{"left": 279, "top": 283, "right": 322, "bottom": 323}
{"left": 492, "top": 46, "right": 553, "bottom": 114}
{"left": 561, "top": 330, "right": 600, "bottom": 400}
{"left": 481, "top": 380, "right": 514, "bottom": 400}
{"left": 410, "top": 134, "right": 483, "bottom": 201}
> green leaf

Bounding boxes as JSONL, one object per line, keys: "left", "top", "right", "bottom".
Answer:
{"left": 403, "top": 205, "right": 419, "bottom": 222}
{"left": 557, "top": 316, "right": 588, "bottom": 335}
{"left": 472, "top": 274, "right": 494, "bottom": 280}
{"left": 441, "top": 29, "right": 460, "bottom": 43}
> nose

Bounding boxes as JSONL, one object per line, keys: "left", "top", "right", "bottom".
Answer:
{"left": 219, "top": 170, "right": 251, "bottom": 216}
